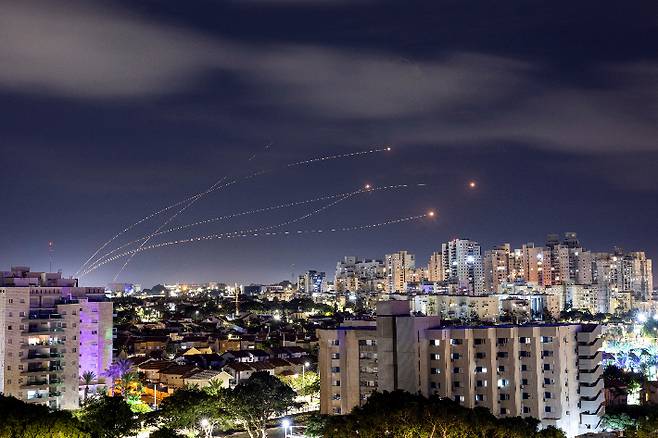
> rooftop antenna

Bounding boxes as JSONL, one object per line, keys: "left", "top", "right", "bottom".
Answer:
{"left": 48, "top": 241, "right": 55, "bottom": 272}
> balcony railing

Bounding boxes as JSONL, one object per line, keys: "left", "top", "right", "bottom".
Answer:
{"left": 23, "top": 380, "right": 49, "bottom": 387}
{"left": 25, "top": 313, "right": 63, "bottom": 321}
{"left": 26, "top": 327, "right": 65, "bottom": 334}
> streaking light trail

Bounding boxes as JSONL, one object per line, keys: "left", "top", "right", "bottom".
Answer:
{"left": 76, "top": 145, "right": 391, "bottom": 277}
{"left": 111, "top": 174, "right": 229, "bottom": 282}
{"left": 82, "top": 187, "right": 361, "bottom": 277}
{"left": 83, "top": 183, "right": 424, "bottom": 272}
{"left": 81, "top": 212, "right": 429, "bottom": 275}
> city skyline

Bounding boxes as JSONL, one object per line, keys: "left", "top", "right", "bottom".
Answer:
{"left": 2, "top": 2, "right": 657, "bottom": 436}
{"left": 2, "top": 0, "right": 657, "bottom": 288}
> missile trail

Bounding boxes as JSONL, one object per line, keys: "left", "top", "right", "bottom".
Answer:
{"left": 81, "top": 212, "right": 428, "bottom": 276}
{"left": 81, "top": 189, "right": 364, "bottom": 277}
{"left": 82, "top": 187, "right": 361, "bottom": 277}
{"left": 111, "top": 174, "right": 228, "bottom": 282}
{"left": 84, "top": 183, "right": 423, "bottom": 271}
{"left": 111, "top": 142, "right": 278, "bottom": 280}
{"left": 75, "top": 145, "right": 390, "bottom": 276}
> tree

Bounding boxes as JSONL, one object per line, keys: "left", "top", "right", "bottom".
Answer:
{"left": 149, "top": 428, "right": 184, "bottom": 438}
{"left": 321, "top": 390, "right": 566, "bottom": 438}
{"left": 626, "top": 414, "right": 658, "bottom": 438}
{"left": 104, "top": 359, "right": 133, "bottom": 396}
{"left": 280, "top": 370, "right": 320, "bottom": 398}
{"left": 75, "top": 394, "right": 139, "bottom": 438}
{"left": 220, "top": 371, "right": 298, "bottom": 438}
{"left": 204, "top": 378, "right": 225, "bottom": 397}
{"left": 81, "top": 370, "right": 96, "bottom": 404}
{"left": 0, "top": 394, "right": 89, "bottom": 438}
{"left": 537, "top": 426, "right": 568, "bottom": 438}
{"left": 154, "top": 387, "right": 228, "bottom": 436}
{"left": 602, "top": 412, "right": 636, "bottom": 431}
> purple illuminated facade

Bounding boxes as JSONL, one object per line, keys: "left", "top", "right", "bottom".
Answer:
{"left": 0, "top": 267, "right": 113, "bottom": 409}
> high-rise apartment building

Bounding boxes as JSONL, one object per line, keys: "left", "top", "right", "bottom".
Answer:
{"left": 520, "top": 243, "right": 550, "bottom": 287}
{"left": 0, "top": 267, "right": 113, "bottom": 409}
{"left": 621, "top": 252, "right": 653, "bottom": 301}
{"left": 385, "top": 251, "right": 415, "bottom": 293}
{"left": 442, "top": 239, "right": 484, "bottom": 295}
{"left": 483, "top": 244, "right": 511, "bottom": 292}
{"left": 335, "top": 257, "right": 385, "bottom": 293}
{"left": 298, "top": 270, "right": 327, "bottom": 294}
{"left": 427, "top": 251, "right": 444, "bottom": 282}
{"left": 318, "top": 301, "right": 604, "bottom": 438}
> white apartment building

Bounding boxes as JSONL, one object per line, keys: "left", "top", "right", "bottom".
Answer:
{"left": 483, "top": 244, "right": 512, "bottom": 292}
{"left": 318, "top": 301, "right": 604, "bottom": 438}
{"left": 335, "top": 257, "right": 385, "bottom": 293}
{"left": 385, "top": 251, "right": 415, "bottom": 293}
{"left": 0, "top": 267, "right": 113, "bottom": 409}
{"left": 427, "top": 251, "right": 444, "bottom": 282}
{"left": 442, "top": 239, "right": 484, "bottom": 295}
{"left": 412, "top": 294, "right": 499, "bottom": 322}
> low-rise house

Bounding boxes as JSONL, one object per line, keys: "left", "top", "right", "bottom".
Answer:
{"left": 181, "top": 353, "right": 224, "bottom": 370}
{"left": 159, "top": 364, "right": 199, "bottom": 390}
{"left": 268, "top": 346, "right": 308, "bottom": 359}
{"left": 223, "top": 361, "right": 255, "bottom": 385}
{"left": 136, "top": 360, "right": 176, "bottom": 383}
{"left": 182, "top": 346, "right": 213, "bottom": 355}
{"left": 184, "top": 369, "right": 232, "bottom": 389}
{"left": 642, "top": 381, "right": 658, "bottom": 405}
{"left": 179, "top": 335, "right": 211, "bottom": 351}
{"left": 222, "top": 349, "right": 270, "bottom": 363}
{"left": 250, "top": 361, "right": 277, "bottom": 375}
{"left": 133, "top": 336, "right": 170, "bottom": 356}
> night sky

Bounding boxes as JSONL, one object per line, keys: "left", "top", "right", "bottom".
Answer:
{"left": 1, "top": 0, "right": 656, "bottom": 288}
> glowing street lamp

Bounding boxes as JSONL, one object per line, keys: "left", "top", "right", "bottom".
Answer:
{"left": 303, "top": 360, "right": 310, "bottom": 380}
{"left": 282, "top": 418, "right": 291, "bottom": 438}
{"left": 200, "top": 418, "right": 212, "bottom": 438}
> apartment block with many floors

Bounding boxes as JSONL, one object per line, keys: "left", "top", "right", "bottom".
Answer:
{"left": 318, "top": 300, "right": 604, "bottom": 437}
{"left": 0, "top": 267, "right": 113, "bottom": 409}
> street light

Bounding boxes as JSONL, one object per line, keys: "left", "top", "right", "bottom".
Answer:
{"left": 282, "top": 419, "right": 291, "bottom": 438}
{"left": 302, "top": 361, "right": 310, "bottom": 380}
{"left": 200, "top": 418, "right": 212, "bottom": 438}
{"left": 153, "top": 383, "right": 158, "bottom": 409}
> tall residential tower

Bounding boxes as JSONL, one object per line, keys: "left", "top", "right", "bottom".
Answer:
{"left": 0, "top": 267, "right": 113, "bottom": 409}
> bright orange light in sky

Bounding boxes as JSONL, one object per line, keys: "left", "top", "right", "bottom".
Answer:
{"left": 468, "top": 180, "right": 477, "bottom": 189}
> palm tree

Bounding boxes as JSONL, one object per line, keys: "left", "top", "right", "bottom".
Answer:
{"left": 204, "top": 378, "right": 224, "bottom": 397}
{"left": 119, "top": 371, "right": 142, "bottom": 398}
{"left": 104, "top": 359, "right": 133, "bottom": 396}
{"left": 81, "top": 370, "right": 96, "bottom": 404}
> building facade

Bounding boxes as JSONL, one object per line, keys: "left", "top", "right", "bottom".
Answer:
{"left": 385, "top": 251, "right": 415, "bottom": 293}
{"left": 318, "top": 300, "right": 604, "bottom": 437}
{"left": 442, "top": 239, "right": 484, "bottom": 295}
{"left": 0, "top": 267, "right": 113, "bottom": 409}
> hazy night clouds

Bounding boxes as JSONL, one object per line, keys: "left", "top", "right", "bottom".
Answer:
{"left": 0, "top": 0, "right": 656, "bottom": 285}
{"left": 2, "top": 1, "right": 656, "bottom": 154}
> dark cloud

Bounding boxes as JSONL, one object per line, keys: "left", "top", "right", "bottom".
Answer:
{"left": 1, "top": 0, "right": 656, "bottom": 285}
